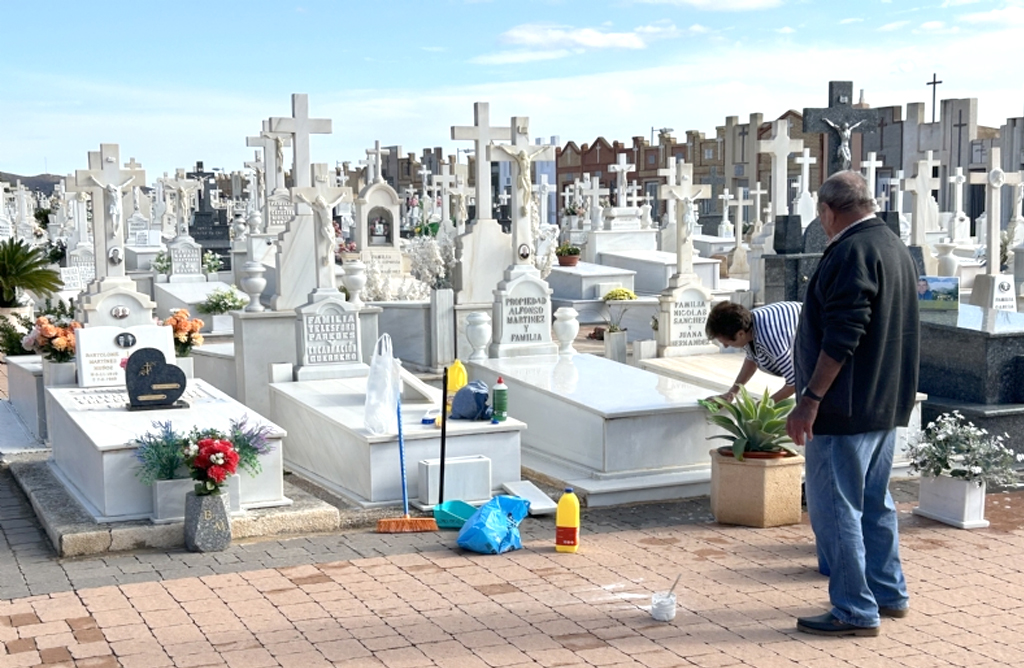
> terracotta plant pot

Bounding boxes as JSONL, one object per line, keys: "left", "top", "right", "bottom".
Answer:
{"left": 716, "top": 446, "right": 789, "bottom": 460}
{"left": 557, "top": 255, "right": 580, "bottom": 267}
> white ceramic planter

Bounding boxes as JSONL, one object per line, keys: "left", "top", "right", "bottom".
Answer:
{"left": 41, "top": 360, "right": 77, "bottom": 387}
{"left": 913, "top": 475, "right": 989, "bottom": 529}
{"left": 239, "top": 442, "right": 290, "bottom": 509}
{"left": 174, "top": 356, "right": 195, "bottom": 379}
{"left": 152, "top": 475, "right": 240, "bottom": 524}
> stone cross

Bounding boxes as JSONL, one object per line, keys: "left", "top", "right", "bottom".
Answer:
{"left": 63, "top": 175, "right": 93, "bottom": 249}
{"left": 719, "top": 188, "right": 735, "bottom": 234}
{"left": 893, "top": 171, "right": 905, "bottom": 215}
{"left": 795, "top": 148, "right": 817, "bottom": 196}
{"left": 579, "top": 174, "right": 610, "bottom": 228}
{"left": 625, "top": 181, "right": 644, "bottom": 209}
{"left": 657, "top": 158, "right": 684, "bottom": 227}
{"left": 861, "top": 151, "right": 884, "bottom": 204}
{"left": 268, "top": 94, "right": 332, "bottom": 191}
{"left": 418, "top": 165, "right": 431, "bottom": 195}
{"left": 658, "top": 160, "right": 709, "bottom": 279}
{"left": 608, "top": 154, "right": 635, "bottom": 207}
{"left": 971, "top": 147, "right": 1023, "bottom": 276}
{"left": 433, "top": 164, "right": 457, "bottom": 224}
{"left": 497, "top": 189, "right": 511, "bottom": 207}
{"left": 749, "top": 181, "right": 767, "bottom": 233}
{"left": 365, "top": 141, "right": 390, "bottom": 184}
{"left": 948, "top": 166, "right": 970, "bottom": 242}
{"left": 803, "top": 81, "right": 884, "bottom": 176}
{"left": 291, "top": 163, "right": 352, "bottom": 289}
{"left": 532, "top": 174, "right": 554, "bottom": 228}
{"left": 450, "top": 175, "right": 472, "bottom": 233}
{"left": 247, "top": 129, "right": 291, "bottom": 195}
{"left": 902, "top": 151, "right": 941, "bottom": 247}
{"left": 244, "top": 151, "right": 265, "bottom": 214}
{"left": 73, "top": 144, "right": 145, "bottom": 282}
{"left": 757, "top": 119, "right": 804, "bottom": 217}
{"left": 163, "top": 173, "right": 200, "bottom": 238}
{"left": 487, "top": 118, "right": 556, "bottom": 265}
{"left": 729, "top": 190, "right": 753, "bottom": 275}
{"left": 451, "top": 102, "right": 511, "bottom": 219}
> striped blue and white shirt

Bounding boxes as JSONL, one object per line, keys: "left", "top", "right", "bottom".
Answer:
{"left": 745, "top": 301, "right": 802, "bottom": 387}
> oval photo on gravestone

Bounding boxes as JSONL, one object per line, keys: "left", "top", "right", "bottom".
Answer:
{"left": 125, "top": 348, "right": 188, "bottom": 411}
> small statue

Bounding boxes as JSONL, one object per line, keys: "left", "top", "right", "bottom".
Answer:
{"left": 823, "top": 118, "right": 866, "bottom": 171}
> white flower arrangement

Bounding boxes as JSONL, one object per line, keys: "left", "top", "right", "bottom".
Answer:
{"left": 907, "top": 411, "right": 1020, "bottom": 487}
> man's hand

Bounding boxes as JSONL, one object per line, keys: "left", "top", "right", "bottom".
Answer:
{"left": 786, "top": 398, "right": 819, "bottom": 446}
{"left": 706, "top": 390, "right": 736, "bottom": 404}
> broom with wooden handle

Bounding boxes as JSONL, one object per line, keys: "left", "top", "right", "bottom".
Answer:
{"left": 377, "top": 376, "right": 438, "bottom": 533}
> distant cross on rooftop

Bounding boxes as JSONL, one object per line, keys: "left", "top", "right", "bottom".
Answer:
{"left": 926, "top": 73, "right": 943, "bottom": 124}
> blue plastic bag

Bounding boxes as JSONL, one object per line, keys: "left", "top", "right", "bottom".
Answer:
{"left": 457, "top": 495, "right": 531, "bottom": 554}
{"left": 450, "top": 380, "right": 493, "bottom": 420}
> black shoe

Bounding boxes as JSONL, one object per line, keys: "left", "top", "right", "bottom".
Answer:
{"left": 879, "top": 606, "right": 909, "bottom": 619}
{"left": 796, "top": 612, "right": 879, "bottom": 637}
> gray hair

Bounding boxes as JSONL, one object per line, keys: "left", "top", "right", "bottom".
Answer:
{"left": 818, "top": 170, "right": 876, "bottom": 216}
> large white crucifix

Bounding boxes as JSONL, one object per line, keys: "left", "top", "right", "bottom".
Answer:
{"left": 433, "top": 164, "right": 457, "bottom": 224}
{"left": 268, "top": 94, "right": 332, "bottom": 192}
{"left": 163, "top": 172, "right": 200, "bottom": 239}
{"left": 757, "top": 119, "right": 804, "bottom": 217}
{"left": 291, "top": 164, "right": 352, "bottom": 290}
{"left": 578, "top": 174, "right": 610, "bottom": 229}
{"left": 73, "top": 144, "right": 145, "bottom": 282}
{"left": 658, "top": 160, "right": 709, "bottom": 278}
{"left": 971, "top": 147, "right": 1023, "bottom": 277}
{"left": 365, "top": 141, "right": 390, "bottom": 184}
{"left": 487, "top": 117, "right": 556, "bottom": 266}
{"left": 452, "top": 102, "right": 511, "bottom": 220}
{"left": 248, "top": 128, "right": 291, "bottom": 195}
{"left": 608, "top": 154, "right": 635, "bottom": 207}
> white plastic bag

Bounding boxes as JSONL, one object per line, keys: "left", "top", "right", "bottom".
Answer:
{"left": 365, "top": 333, "right": 400, "bottom": 434}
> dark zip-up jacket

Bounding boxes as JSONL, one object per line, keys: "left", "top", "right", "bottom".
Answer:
{"left": 794, "top": 218, "right": 920, "bottom": 435}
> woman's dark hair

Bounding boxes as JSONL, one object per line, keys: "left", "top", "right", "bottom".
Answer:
{"left": 705, "top": 301, "right": 753, "bottom": 340}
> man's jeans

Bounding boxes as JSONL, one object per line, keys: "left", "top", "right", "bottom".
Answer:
{"left": 805, "top": 429, "right": 909, "bottom": 628}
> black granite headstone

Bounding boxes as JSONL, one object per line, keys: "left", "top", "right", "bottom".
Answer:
{"left": 878, "top": 211, "right": 902, "bottom": 239}
{"left": 125, "top": 348, "right": 188, "bottom": 411}
{"left": 699, "top": 215, "right": 723, "bottom": 237}
{"left": 802, "top": 219, "right": 828, "bottom": 254}
{"left": 773, "top": 215, "right": 804, "bottom": 254}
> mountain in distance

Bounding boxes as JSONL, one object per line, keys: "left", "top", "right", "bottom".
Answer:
{"left": 0, "top": 172, "right": 63, "bottom": 196}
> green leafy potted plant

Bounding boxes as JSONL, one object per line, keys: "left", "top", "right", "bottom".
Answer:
{"left": 698, "top": 387, "right": 804, "bottom": 527}
{"left": 0, "top": 238, "right": 62, "bottom": 325}
{"left": 202, "top": 251, "right": 223, "bottom": 281}
{"left": 907, "top": 411, "right": 1020, "bottom": 528}
{"left": 151, "top": 250, "right": 171, "bottom": 283}
{"left": 555, "top": 242, "right": 581, "bottom": 267}
{"left": 197, "top": 287, "right": 248, "bottom": 332}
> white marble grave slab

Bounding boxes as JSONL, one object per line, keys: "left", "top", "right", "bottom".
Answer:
{"left": 601, "top": 250, "right": 720, "bottom": 294}
{"left": 547, "top": 262, "right": 635, "bottom": 301}
{"left": 154, "top": 281, "right": 233, "bottom": 323}
{"left": 75, "top": 325, "right": 176, "bottom": 388}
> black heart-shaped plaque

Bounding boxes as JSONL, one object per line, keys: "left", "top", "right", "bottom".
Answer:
{"left": 125, "top": 348, "right": 188, "bottom": 411}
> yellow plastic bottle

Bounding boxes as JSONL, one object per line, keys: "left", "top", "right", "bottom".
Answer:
{"left": 446, "top": 360, "right": 468, "bottom": 413}
{"left": 555, "top": 487, "right": 580, "bottom": 553}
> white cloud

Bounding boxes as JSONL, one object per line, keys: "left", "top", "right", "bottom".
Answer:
{"left": 635, "top": 0, "right": 782, "bottom": 9}
{"left": 878, "top": 20, "right": 911, "bottom": 31}
{"left": 776, "top": 26, "right": 795, "bottom": 33}
{"left": 839, "top": 18, "right": 863, "bottom": 24}
{"left": 688, "top": 24, "right": 712, "bottom": 33}
{"left": 920, "top": 20, "right": 944, "bottom": 30}
{"left": 941, "top": 0, "right": 980, "bottom": 6}
{"left": 469, "top": 49, "right": 573, "bottom": 65}
{"left": 500, "top": 24, "right": 648, "bottom": 50}
{"left": 960, "top": 5, "right": 1024, "bottom": 25}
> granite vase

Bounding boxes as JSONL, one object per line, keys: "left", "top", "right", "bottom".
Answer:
{"left": 183, "top": 490, "right": 231, "bottom": 552}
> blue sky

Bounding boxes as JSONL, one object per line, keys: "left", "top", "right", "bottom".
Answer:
{"left": 2, "top": 0, "right": 1023, "bottom": 180}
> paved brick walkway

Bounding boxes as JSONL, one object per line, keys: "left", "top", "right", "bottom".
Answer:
{"left": 3, "top": 455, "right": 1024, "bottom": 667}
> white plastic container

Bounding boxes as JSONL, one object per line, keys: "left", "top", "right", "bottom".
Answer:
{"left": 651, "top": 591, "right": 676, "bottom": 622}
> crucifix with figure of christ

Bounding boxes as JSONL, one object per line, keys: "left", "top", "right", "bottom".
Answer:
{"left": 487, "top": 117, "right": 555, "bottom": 266}
{"left": 803, "top": 81, "right": 883, "bottom": 176}
{"left": 658, "top": 159, "right": 709, "bottom": 279}
{"left": 248, "top": 129, "right": 290, "bottom": 196}
{"left": 74, "top": 144, "right": 145, "bottom": 283}
{"left": 291, "top": 164, "right": 352, "bottom": 291}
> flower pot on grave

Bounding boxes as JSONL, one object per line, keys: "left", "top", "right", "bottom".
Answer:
{"left": 183, "top": 490, "right": 232, "bottom": 552}
{"left": 174, "top": 356, "right": 194, "bottom": 379}
{"left": 154, "top": 273, "right": 169, "bottom": 284}
{"left": 913, "top": 475, "right": 989, "bottom": 529}
{"left": 239, "top": 445, "right": 286, "bottom": 509}
{"left": 709, "top": 448, "right": 804, "bottom": 528}
{"left": 604, "top": 329, "right": 628, "bottom": 364}
{"left": 153, "top": 476, "right": 240, "bottom": 524}
{"left": 41, "top": 359, "right": 77, "bottom": 387}
{"left": 557, "top": 255, "right": 580, "bottom": 267}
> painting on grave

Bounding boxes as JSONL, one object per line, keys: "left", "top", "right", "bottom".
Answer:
{"left": 917, "top": 276, "right": 959, "bottom": 311}
{"left": 368, "top": 207, "right": 393, "bottom": 245}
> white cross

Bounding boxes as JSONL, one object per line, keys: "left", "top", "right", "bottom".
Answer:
{"left": 719, "top": 188, "right": 736, "bottom": 228}
{"left": 162, "top": 173, "right": 200, "bottom": 238}
{"left": 749, "top": 181, "right": 768, "bottom": 230}
{"left": 757, "top": 119, "right": 804, "bottom": 217}
{"left": 578, "top": 174, "right": 610, "bottom": 228}
{"left": 971, "top": 147, "right": 1023, "bottom": 275}
{"left": 418, "top": 165, "right": 432, "bottom": 195}
{"left": 893, "top": 170, "right": 905, "bottom": 215}
{"left": 449, "top": 175, "right": 473, "bottom": 233}
{"left": 795, "top": 148, "right": 817, "bottom": 196}
{"left": 451, "top": 102, "right": 511, "bottom": 219}
{"left": 268, "top": 94, "right": 332, "bottom": 190}
{"left": 433, "top": 164, "right": 458, "bottom": 224}
{"left": 365, "top": 141, "right": 390, "bottom": 184}
{"left": 497, "top": 189, "right": 511, "bottom": 207}
{"left": 902, "top": 151, "right": 941, "bottom": 247}
{"left": 291, "top": 163, "right": 352, "bottom": 284}
{"left": 625, "top": 181, "right": 644, "bottom": 209}
{"left": 861, "top": 151, "right": 884, "bottom": 205}
{"left": 608, "top": 154, "right": 635, "bottom": 207}
{"left": 531, "top": 174, "right": 554, "bottom": 227}
{"left": 73, "top": 144, "right": 145, "bottom": 282}
{"left": 949, "top": 166, "right": 967, "bottom": 219}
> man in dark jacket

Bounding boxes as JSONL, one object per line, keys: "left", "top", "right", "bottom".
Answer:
{"left": 787, "top": 171, "right": 919, "bottom": 637}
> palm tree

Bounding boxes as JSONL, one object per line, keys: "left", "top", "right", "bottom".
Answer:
{"left": 0, "top": 238, "right": 62, "bottom": 308}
